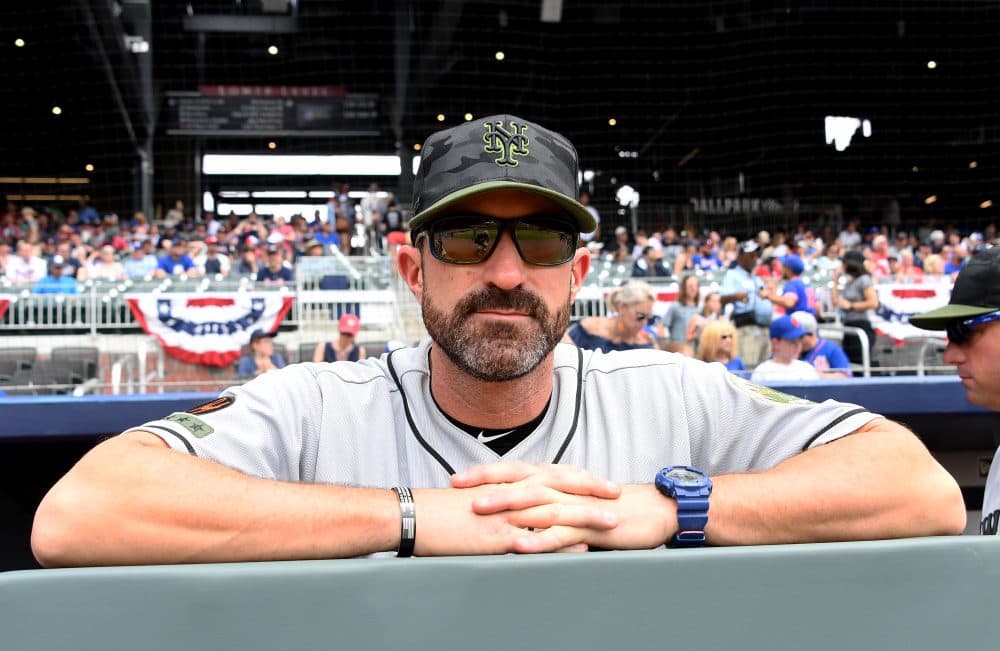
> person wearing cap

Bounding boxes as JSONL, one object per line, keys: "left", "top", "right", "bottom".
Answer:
{"left": 256, "top": 244, "right": 294, "bottom": 285}
{"left": 761, "top": 254, "right": 814, "bottom": 316}
{"left": 31, "top": 255, "right": 80, "bottom": 295}
{"left": 123, "top": 240, "right": 159, "bottom": 280}
{"left": 153, "top": 238, "right": 201, "bottom": 279}
{"left": 720, "top": 240, "right": 773, "bottom": 366}
{"left": 792, "top": 311, "right": 851, "bottom": 379}
{"left": 910, "top": 245, "right": 1000, "bottom": 534}
{"left": 750, "top": 315, "right": 821, "bottom": 383}
{"left": 33, "top": 115, "right": 965, "bottom": 567}
{"left": 194, "top": 236, "right": 231, "bottom": 277}
{"left": 236, "top": 330, "right": 287, "bottom": 380}
{"left": 831, "top": 249, "right": 879, "bottom": 366}
{"left": 313, "top": 313, "right": 368, "bottom": 363}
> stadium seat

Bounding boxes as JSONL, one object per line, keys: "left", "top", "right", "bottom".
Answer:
{"left": 0, "top": 347, "right": 37, "bottom": 373}
{"left": 49, "top": 346, "right": 100, "bottom": 381}
{"left": 298, "top": 342, "right": 319, "bottom": 363}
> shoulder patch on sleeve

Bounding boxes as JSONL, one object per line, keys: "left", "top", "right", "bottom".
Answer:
{"left": 165, "top": 412, "right": 215, "bottom": 438}
{"left": 725, "top": 373, "right": 815, "bottom": 406}
{"left": 187, "top": 395, "right": 235, "bottom": 416}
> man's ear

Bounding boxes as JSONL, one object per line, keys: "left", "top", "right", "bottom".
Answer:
{"left": 569, "top": 247, "right": 591, "bottom": 301}
{"left": 396, "top": 243, "right": 424, "bottom": 302}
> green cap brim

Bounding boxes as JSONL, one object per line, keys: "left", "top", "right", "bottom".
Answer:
{"left": 908, "top": 303, "right": 998, "bottom": 331}
{"left": 408, "top": 181, "right": 597, "bottom": 234}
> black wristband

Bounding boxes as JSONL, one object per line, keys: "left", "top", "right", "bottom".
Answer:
{"left": 391, "top": 487, "right": 416, "bottom": 557}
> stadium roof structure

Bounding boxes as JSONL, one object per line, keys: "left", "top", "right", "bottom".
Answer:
{"left": 1, "top": 1, "right": 998, "bottom": 233}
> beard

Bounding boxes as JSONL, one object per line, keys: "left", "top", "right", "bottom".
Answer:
{"left": 422, "top": 282, "right": 571, "bottom": 383}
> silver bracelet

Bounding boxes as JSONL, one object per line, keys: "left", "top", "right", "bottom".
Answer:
{"left": 391, "top": 487, "right": 416, "bottom": 557}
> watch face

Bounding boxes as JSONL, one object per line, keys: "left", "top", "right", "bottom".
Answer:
{"left": 665, "top": 468, "right": 704, "bottom": 484}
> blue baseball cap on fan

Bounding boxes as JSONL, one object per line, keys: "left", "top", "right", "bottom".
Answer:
{"left": 780, "top": 254, "right": 805, "bottom": 275}
{"left": 769, "top": 315, "right": 808, "bottom": 341}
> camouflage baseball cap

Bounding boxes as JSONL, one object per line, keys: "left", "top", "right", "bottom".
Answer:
{"left": 409, "top": 115, "right": 596, "bottom": 234}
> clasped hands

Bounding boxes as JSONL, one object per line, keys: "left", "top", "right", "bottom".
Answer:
{"left": 411, "top": 461, "right": 676, "bottom": 556}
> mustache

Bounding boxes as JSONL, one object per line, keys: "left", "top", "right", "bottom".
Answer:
{"left": 455, "top": 286, "right": 548, "bottom": 321}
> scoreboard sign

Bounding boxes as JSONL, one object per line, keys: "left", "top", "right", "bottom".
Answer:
{"left": 163, "top": 86, "right": 378, "bottom": 136}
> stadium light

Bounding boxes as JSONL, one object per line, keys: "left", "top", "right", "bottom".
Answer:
{"left": 202, "top": 155, "right": 402, "bottom": 176}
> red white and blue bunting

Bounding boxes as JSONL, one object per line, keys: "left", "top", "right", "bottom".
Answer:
{"left": 126, "top": 293, "right": 295, "bottom": 367}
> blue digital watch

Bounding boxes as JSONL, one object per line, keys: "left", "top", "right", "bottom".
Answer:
{"left": 654, "top": 466, "right": 713, "bottom": 548}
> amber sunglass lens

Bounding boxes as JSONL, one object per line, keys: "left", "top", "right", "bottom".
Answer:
{"left": 514, "top": 222, "right": 575, "bottom": 265}
{"left": 434, "top": 223, "right": 498, "bottom": 263}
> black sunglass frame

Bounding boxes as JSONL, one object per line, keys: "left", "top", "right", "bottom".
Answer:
{"left": 946, "top": 310, "right": 1000, "bottom": 344}
{"left": 415, "top": 214, "right": 579, "bottom": 266}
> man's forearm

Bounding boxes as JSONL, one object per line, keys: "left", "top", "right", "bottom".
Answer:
{"left": 705, "top": 420, "right": 965, "bottom": 545}
{"left": 31, "top": 432, "right": 400, "bottom": 567}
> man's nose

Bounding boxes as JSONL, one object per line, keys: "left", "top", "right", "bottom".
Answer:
{"left": 942, "top": 340, "right": 965, "bottom": 366}
{"left": 481, "top": 232, "right": 527, "bottom": 290}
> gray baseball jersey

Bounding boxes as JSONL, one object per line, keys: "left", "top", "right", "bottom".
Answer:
{"left": 980, "top": 457, "right": 1000, "bottom": 535}
{"left": 131, "top": 340, "right": 878, "bottom": 488}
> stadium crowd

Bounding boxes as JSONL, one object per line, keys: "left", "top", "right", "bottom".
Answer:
{"left": 1, "top": 194, "right": 996, "bottom": 377}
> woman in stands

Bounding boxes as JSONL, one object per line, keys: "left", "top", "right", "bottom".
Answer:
{"left": 685, "top": 291, "right": 722, "bottom": 353}
{"left": 831, "top": 249, "right": 879, "bottom": 365}
{"left": 662, "top": 273, "right": 701, "bottom": 346}
{"left": 698, "top": 320, "right": 746, "bottom": 375}
{"left": 78, "top": 245, "right": 126, "bottom": 282}
{"left": 313, "top": 313, "right": 367, "bottom": 362}
{"left": 563, "top": 280, "right": 658, "bottom": 353}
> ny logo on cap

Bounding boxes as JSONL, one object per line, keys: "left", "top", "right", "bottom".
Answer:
{"left": 483, "top": 119, "right": 529, "bottom": 167}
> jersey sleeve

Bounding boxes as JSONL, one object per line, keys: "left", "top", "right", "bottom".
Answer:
{"left": 680, "top": 360, "right": 879, "bottom": 473}
{"left": 125, "top": 364, "right": 324, "bottom": 481}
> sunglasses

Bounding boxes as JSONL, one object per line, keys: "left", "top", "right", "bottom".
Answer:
{"left": 947, "top": 310, "right": 1000, "bottom": 344}
{"left": 416, "top": 214, "right": 578, "bottom": 266}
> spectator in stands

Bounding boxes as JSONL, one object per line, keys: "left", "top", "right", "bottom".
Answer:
{"left": 721, "top": 240, "right": 773, "bottom": 367}
{"left": 895, "top": 250, "right": 924, "bottom": 283}
{"left": 831, "top": 250, "right": 879, "bottom": 366}
{"left": 123, "top": 241, "right": 158, "bottom": 280}
{"left": 672, "top": 240, "right": 697, "bottom": 277}
{"left": 692, "top": 240, "right": 722, "bottom": 271}
{"left": 0, "top": 241, "right": 11, "bottom": 276}
{"left": 313, "top": 314, "right": 368, "bottom": 363}
{"left": 762, "top": 254, "right": 814, "bottom": 316}
{"left": 815, "top": 240, "right": 843, "bottom": 273}
{"left": 256, "top": 244, "right": 294, "bottom": 285}
{"left": 32, "top": 256, "right": 79, "bottom": 295}
{"left": 5, "top": 240, "right": 47, "bottom": 284}
{"left": 838, "top": 219, "right": 862, "bottom": 250}
{"left": 697, "top": 320, "right": 745, "bottom": 374}
{"left": 153, "top": 239, "right": 200, "bottom": 279}
{"left": 314, "top": 219, "right": 342, "bottom": 251}
{"left": 303, "top": 239, "right": 326, "bottom": 257}
{"left": 793, "top": 310, "right": 851, "bottom": 378}
{"left": 910, "top": 245, "right": 1000, "bottom": 534}
{"left": 32, "top": 114, "right": 965, "bottom": 566}
{"left": 719, "top": 236, "right": 739, "bottom": 266}
{"left": 236, "top": 330, "right": 287, "bottom": 379}
{"left": 685, "top": 291, "right": 723, "bottom": 353}
{"left": 76, "top": 197, "right": 100, "bottom": 226}
{"left": 194, "top": 236, "right": 231, "bottom": 278}
{"left": 78, "top": 245, "right": 126, "bottom": 282}
{"left": 564, "top": 280, "right": 658, "bottom": 352}
{"left": 609, "top": 225, "right": 631, "bottom": 261}
{"left": 632, "top": 245, "right": 670, "bottom": 277}
{"left": 751, "top": 315, "right": 820, "bottom": 383}
{"left": 922, "top": 253, "right": 947, "bottom": 281}
{"left": 233, "top": 245, "right": 260, "bottom": 278}
{"left": 662, "top": 274, "right": 700, "bottom": 346}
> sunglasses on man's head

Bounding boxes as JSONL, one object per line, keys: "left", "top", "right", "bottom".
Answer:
{"left": 415, "top": 214, "right": 579, "bottom": 266}
{"left": 946, "top": 310, "right": 1000, "bottom": 344}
